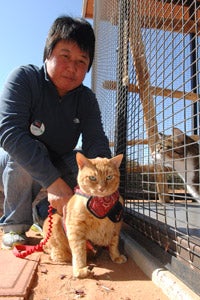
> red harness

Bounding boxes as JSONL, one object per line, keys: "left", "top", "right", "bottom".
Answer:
{"left": 74, "top": 186, "right": 123, "bottom": 222}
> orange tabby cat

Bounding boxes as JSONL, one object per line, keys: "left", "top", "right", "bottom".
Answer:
{"left": 43, "top": 152, "right": 127, "bottom": 278}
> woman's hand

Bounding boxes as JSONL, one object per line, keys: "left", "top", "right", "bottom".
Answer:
{"left": 47, "top": 177, "right": 74, "bottom": 215}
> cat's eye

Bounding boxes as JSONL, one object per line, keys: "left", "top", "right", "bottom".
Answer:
{"left": 89, "top": 176, "right": 96, "bottom": 181}
{"left": 106, "top": 175, "right": 113, "bottom": 180}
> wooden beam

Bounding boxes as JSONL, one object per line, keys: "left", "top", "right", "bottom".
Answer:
{"left": 109, "top": 139, "right": 149, "bottom": 148}
{"left": 103, "top": 80, "right": 200, "bottom": 102}
{"left": 141, "top": 16, "right": 200, "bottom": 36}
{"left": 83, "top": 0, "right": 200, "bottom": 36}
{"left": 126, "top": 163, "right": 172, "bottom": 174}
{"left": 109, "top": 134, "right": 199, "bottom": 148}
{"left": 82, "top": 0, "right": 94, "bottom": 19}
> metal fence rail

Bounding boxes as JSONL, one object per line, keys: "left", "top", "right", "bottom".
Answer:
{"left": 92, "top": 0, "right": 200, "bottom": 294}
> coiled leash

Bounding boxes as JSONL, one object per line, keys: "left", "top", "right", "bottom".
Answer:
{"left": 12, "top": 205, "right": 53, "bottom": 258}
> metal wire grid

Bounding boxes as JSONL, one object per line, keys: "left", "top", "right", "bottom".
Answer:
{"left": 93, "top": 0, "right": 200, "bottom": 282}
{"left": 92, "top": 0, "right": 119, "bottom": 154}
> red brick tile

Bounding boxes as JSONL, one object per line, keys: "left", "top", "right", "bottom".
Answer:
{"left": 0, "top": 249, "right": 40, "bottom": 298}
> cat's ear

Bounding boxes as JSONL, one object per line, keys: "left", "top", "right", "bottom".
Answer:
{"left": 76, "top": 152, "right": 91, "bottom": 169}
{"left": 173, "top": 127, "right": 185, "bottom": 142}
{"left": 110, "top": 154, "right": 123, "bottom": 168}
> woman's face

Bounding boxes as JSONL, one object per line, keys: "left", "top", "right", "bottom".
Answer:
{"left": 46, "top": 40, "right": 90, "bottom": 97}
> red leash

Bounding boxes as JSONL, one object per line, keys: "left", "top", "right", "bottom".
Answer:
{"left": 13, "top": 205, "right": 53, "bottom": 258}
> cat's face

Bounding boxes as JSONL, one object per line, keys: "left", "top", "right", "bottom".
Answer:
{"left": 152, "top": 128, "right": 186, "bottom": 167}
{"left": 76, "top": 153, "right": 123, "bottom": 197}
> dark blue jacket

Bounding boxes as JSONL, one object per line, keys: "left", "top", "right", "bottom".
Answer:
{"left": 0, "top": 64, "right": 111, "bottom": 188}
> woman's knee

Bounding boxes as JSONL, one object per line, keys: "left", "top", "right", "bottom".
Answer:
{"left": 2, "top": 159, "right": 33, "bottom": 190}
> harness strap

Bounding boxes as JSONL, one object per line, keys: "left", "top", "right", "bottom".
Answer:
{"left": 74, "top": 186, "right": 123, "bottom": 222}
{"left": 107, "top": 200, "right": 124, "bottom": 223}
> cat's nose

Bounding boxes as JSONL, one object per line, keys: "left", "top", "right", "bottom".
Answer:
{"left": 98, "top": 186, "right": 105, "bottom": 192}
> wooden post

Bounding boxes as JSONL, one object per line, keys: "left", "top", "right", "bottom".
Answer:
{"left": 128, "top": 1, "right": 170, "bottom": 203}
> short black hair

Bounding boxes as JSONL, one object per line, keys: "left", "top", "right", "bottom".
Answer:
{"left": 43, "top": 16, "right": 95, "bottom": 72}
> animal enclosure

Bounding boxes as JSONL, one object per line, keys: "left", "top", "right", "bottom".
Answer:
{"left": 90, "top": 0, "right": 200, "bottom": 294}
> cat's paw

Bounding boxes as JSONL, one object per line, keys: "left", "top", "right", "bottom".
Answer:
{"left": 73, "top": 266, "right": 93, "bottom": 278}
{"left": 112, "top": 254, "right": 127, "bottom": 264}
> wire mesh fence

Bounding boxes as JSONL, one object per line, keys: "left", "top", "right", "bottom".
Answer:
{"left": 92, "top": 0, "right": 200, "bottom": 293}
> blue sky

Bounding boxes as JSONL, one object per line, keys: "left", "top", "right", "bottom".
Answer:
{"left": 0, "top": 0, "right": 92, "bottom": 92}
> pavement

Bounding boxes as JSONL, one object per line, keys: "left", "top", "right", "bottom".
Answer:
{"left": 0, "top": 225, "right": 199, "bottom": 300}
{"left": 121, "top": 227, "right": 200, "bottom": 300}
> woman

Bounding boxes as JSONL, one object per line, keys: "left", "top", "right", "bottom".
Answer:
{"left": 0, "top": 16, "right": 111, "bottom": 249}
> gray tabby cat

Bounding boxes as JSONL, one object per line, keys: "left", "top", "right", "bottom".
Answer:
{"left": 152, "top": 127, "right": 200, "bottom": 202}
